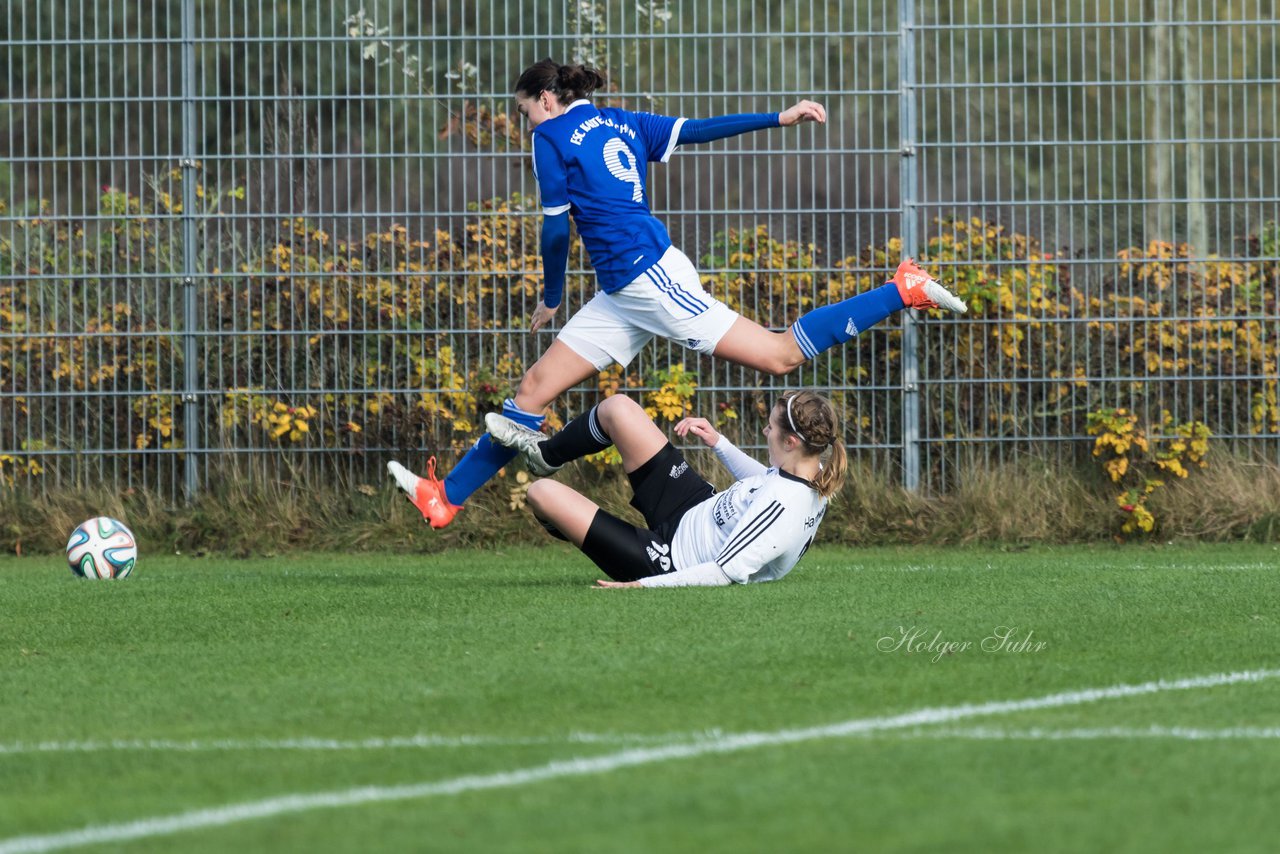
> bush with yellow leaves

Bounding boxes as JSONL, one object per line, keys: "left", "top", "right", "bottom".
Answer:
{"left": 3, "top": 176, "right": 1277, "bottom": 516}
{"left": 0, "top": 452, "right": 44, "bottom": 489}
{"left": 1086, "top": 408, "right": 1211, "bottom": 535}
{"left": 220, "top": 391, "right": 319, "bottom": 444}
{"left": 644, "top": 364, "right": 697, "bottom": 423}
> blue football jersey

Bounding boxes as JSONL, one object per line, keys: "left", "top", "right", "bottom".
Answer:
{"left": 531, "top": 100, "right": 685, "bottom": 293}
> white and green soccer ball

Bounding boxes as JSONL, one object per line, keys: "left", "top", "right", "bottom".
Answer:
{"left": 66, "top": 517, "right": 137, "bottom": 579}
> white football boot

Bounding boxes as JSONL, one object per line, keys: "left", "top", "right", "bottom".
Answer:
{"left": 484, "top": 412, "right": 561, "bottom": 477}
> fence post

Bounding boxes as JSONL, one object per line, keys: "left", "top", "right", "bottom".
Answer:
{"left": 898, "top": 0, "right": 921, "bottom": 491}
{"left": 179, "top": 0, "right": 200, "bottom": 501}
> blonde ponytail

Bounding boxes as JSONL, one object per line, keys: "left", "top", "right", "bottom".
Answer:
{"left": 812, "top": 438, "right": 847, "bottom": 499}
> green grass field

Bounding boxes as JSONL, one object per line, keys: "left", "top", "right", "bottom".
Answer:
{"left": 2, "top": 544, "right": 1278, "bottom": 853}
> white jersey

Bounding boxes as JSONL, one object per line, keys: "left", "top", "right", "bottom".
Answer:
{"left": 641, "top": 437, "right": 828, "bottom": 587}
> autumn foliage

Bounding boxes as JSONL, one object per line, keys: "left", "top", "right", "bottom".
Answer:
{"left": 2, "top": 177, "right": 1277, "bottom": 512}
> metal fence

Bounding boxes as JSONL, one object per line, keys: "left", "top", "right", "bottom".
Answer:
{"left": 2, "top": 0, "right": 1278, "bottom": 501}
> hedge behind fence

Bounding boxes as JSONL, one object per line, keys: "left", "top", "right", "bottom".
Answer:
{"left": 3, "top": 173, "right": 1278, "bottom": 513}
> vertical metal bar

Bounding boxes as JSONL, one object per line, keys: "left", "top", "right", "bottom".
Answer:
{"left": 1181, "top": 0, "right": 1207, "bottom": 261}
{"left": 179, "top": 0, "right": 200, "bottom": 501}
{"left": 899, "top": 0, "right": 920, "bottom": 491}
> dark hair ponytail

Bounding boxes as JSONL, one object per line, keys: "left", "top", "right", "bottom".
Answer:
{"left": 514, "top": 58, "right": 606, "bottom": 104}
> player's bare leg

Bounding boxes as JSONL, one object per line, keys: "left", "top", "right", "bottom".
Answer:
{"left": 711, "top": 317, "right": 807, "bottom": 376}
{"left": 592, "top": 395, "right": 670, "bottom": 473}
{"left": 500, "top": 396, "right": 672, "bottom": 543}
{"left": 488, "top": 390, "right": 668, "bottom": 477}
{"left": 511, "top": 340, "right": 598, "bottom": 412}
{"left": 524, "top": 479, "right": 601, "bottom": 546}
{"left": 714, "top": 259, "right": 966, "bottom": 374}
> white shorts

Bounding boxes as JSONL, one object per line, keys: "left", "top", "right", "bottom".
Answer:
{"left": 557, "top": 246, "right": 740, "bottom": 370}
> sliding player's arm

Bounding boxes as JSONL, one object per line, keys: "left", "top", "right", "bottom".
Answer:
{"left": 674, "top": 417, "right": 767, "bottom": 480}
{"left": 711, "top": 436, "right": 768, "bottom": 480}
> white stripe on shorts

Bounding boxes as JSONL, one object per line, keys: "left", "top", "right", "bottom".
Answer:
{"left": 646, "top": 265, "right": 708, "bottom": 316}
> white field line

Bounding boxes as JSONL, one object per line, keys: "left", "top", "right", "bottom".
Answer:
{"left": 0, "top": 731, "right": 700, "bottom": 756}
{"left": 1, "top": 667, "right": 1276, "bottom": 854}
{"left": 889, "top": 562, "right": 1274, "bottom": 573}
{"left": 901, "top": 725, "right": 1280, "bottom": 741}
{"left": 7, "top": 724, "right": 1278, "bottom": 760}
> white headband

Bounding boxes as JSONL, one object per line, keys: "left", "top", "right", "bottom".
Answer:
{"left": 785, "top": 395, "right": 808, "bottom": 444}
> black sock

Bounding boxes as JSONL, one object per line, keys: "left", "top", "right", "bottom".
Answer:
{"left": 540, "top": 405, "right": 611, "bottom": 466}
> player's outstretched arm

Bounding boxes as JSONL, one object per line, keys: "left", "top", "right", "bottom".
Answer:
{"left": 676, "top": 100, "right": 826, "bottom": 146}
{"left": 778, "top": 99, "right": 826, "bottom": 126}
{"left": 595, "top": 562, "right": 735, "bottom": 588}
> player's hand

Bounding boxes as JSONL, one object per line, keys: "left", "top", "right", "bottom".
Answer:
{"left": 779, "top": 100, "right": 826, "bottom": 126}
{"left": 673, "top": 416, "right": 721, "bottom": 448}
{"left": 530, "top": 301, "right": 558, "bottom": 333}
{"left": 594, "top": 579, "right": 643, "bottom": 588}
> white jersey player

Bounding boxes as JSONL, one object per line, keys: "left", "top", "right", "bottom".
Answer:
{"left": 480, "top": 390, "right": 846, "bottom": 588}
{"left": 666, "top": 442, "right": 827, "bottom": 586}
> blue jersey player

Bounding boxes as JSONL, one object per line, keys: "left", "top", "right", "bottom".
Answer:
{"left": 389, "top": 59, "right": 967, "bottom": 529}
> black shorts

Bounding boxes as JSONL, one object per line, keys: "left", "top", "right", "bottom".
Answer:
{"left": 580, "top": 443, "right": 715, "bottom": 582}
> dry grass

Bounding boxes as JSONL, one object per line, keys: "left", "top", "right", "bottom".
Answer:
{"left": 1147, "top": 457, "right": 1280, "bottom": 541}
{"left": 821, "top": 458, "right": 1109, "bottom": 546}
{"left": 5, "top": 454, "right": 1280, "bottom": 557}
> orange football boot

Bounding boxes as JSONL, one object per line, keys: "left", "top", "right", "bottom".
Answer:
{"left": 387, "top": 457, "right": 460, "bottom": 529}
{"left": 891, "top": 258, "right": 968, "bottom": 313}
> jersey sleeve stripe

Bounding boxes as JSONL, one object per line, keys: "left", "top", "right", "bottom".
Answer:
{"left": 716, "top": 501, "right": 784, "bottom": 565}
{"left": 543, "top": 203, "right": 571, "bottom": 216}
{"left": 660, "top": 117, "right": 687, "bottom": 162}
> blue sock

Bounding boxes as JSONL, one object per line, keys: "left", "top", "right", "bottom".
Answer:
{"left": 791, "top": 283, "right": 905, "bottom": 360}
{"left": 443, "top": 398, "right": 545, "bottom": 506}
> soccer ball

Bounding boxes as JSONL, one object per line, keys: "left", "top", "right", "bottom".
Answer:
{"left": 66, "top": 517, "right": 137, "bottom": 579}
